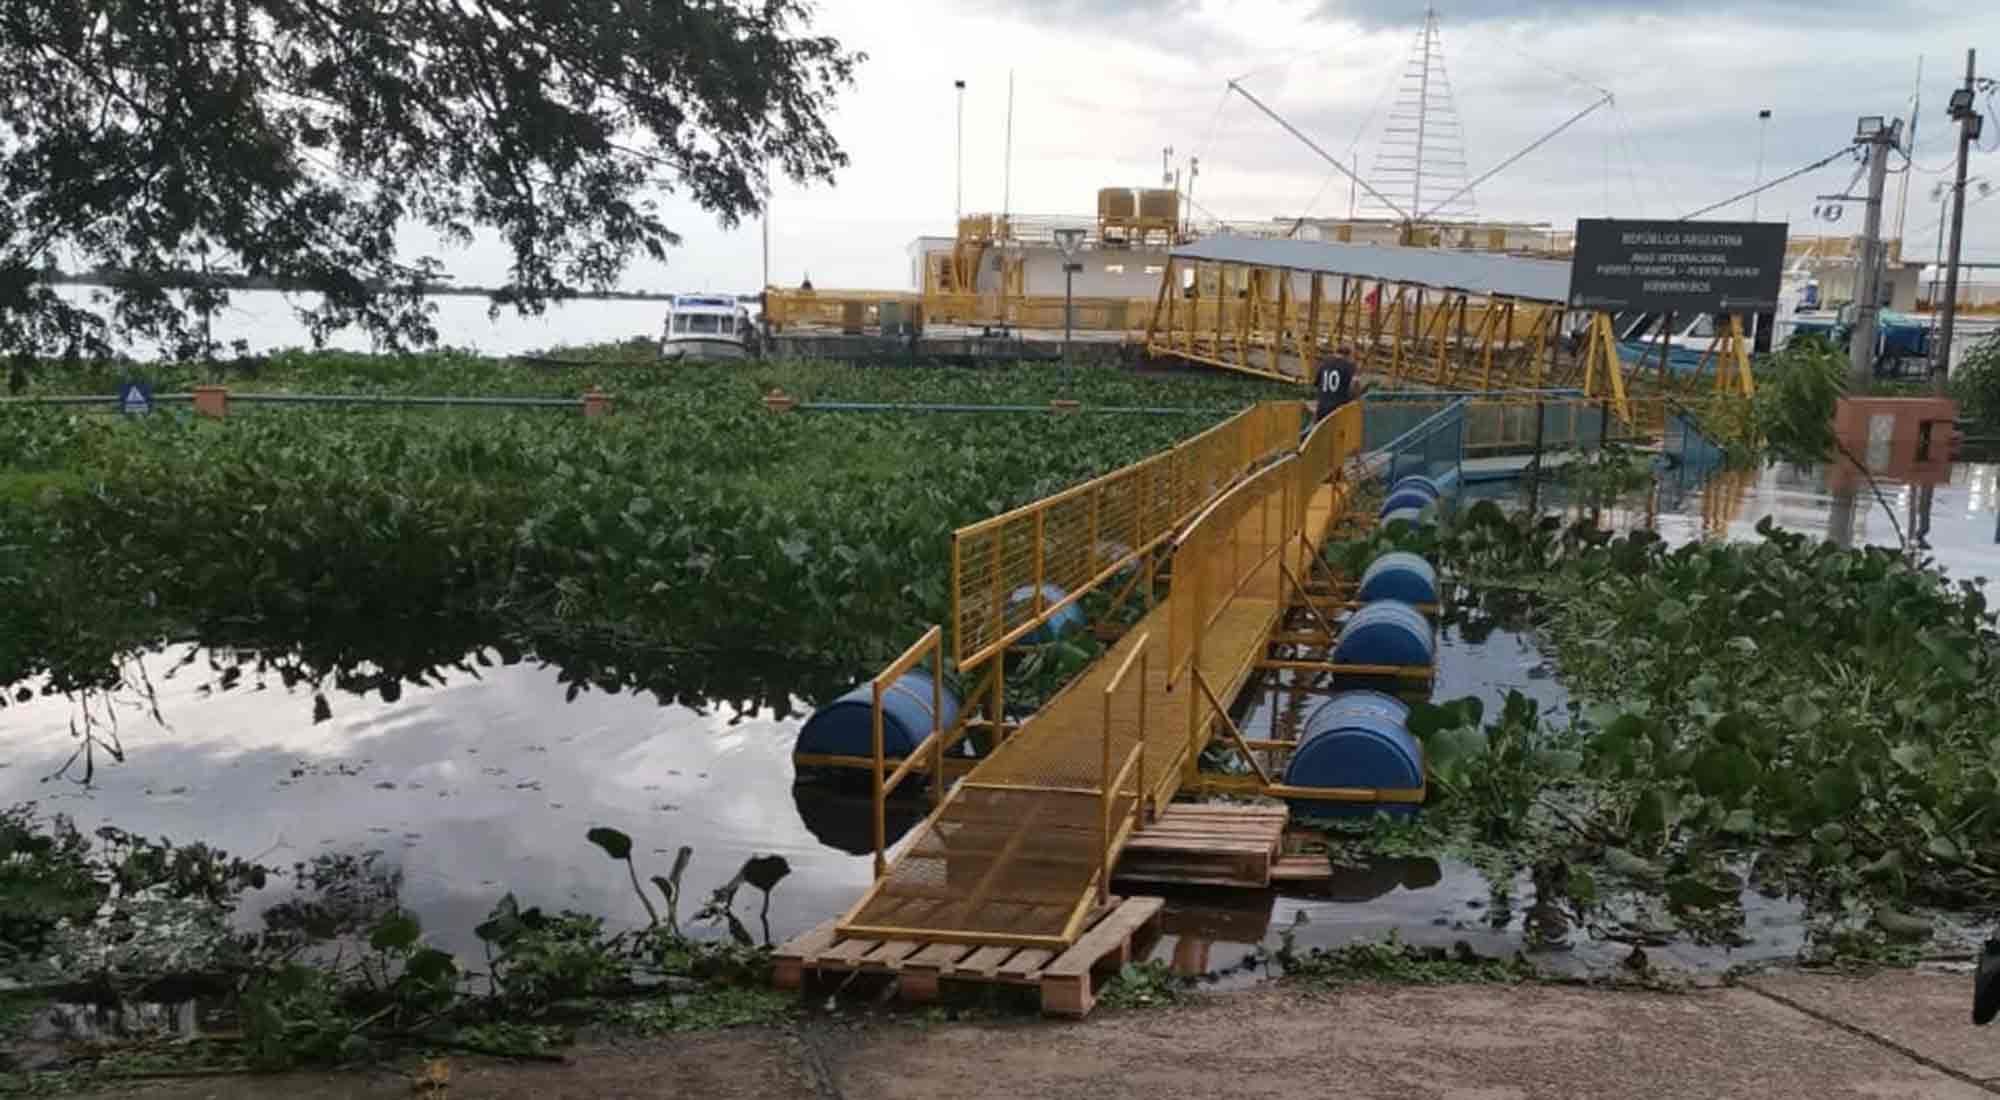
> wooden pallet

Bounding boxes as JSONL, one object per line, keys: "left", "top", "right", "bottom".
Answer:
{"left": 1114, "top": 803, "right": 1288, "bottom": 888}
{"left": 772, "top": 895, "right": 1165, "bottom": 1018}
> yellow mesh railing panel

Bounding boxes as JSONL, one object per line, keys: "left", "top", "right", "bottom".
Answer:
{"left": 1166, "top": 455, "right": 1299, "bottom": 684}
{"left": 950, "top": 401, "right": 1300, "bottom": 667}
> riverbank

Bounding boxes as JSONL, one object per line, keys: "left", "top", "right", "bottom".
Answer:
{"left": 58, "top": 969, "right": 1997, "bottom": 1099}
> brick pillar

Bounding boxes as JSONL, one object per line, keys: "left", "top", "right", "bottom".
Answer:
{"left": 192, "top": 385, "right": 229, "bottom": 418}
{"left": 582, "top": 388, "right": 612, "bottom": 418}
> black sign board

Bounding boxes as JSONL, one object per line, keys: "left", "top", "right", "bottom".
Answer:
{"left": 1568, "top": 219, "right": 1788, "bottom": 315}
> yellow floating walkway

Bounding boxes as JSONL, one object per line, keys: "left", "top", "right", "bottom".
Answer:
{"left": 831, "top": 406, "right": 1364, "bottom": 950}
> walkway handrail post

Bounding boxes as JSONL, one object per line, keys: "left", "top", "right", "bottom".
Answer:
{"left": 870, "top": 625, "right": 945, "bottom": 880}
{"left": 871, "top": 678, "right": 887, "bottom": 879}
{"left": 1101, "top": 633, "right": 1152, "bottom": 907}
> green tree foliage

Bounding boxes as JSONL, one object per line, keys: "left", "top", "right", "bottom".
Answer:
{"left": 1751, "top": 334, "right": 1847, "bottom": 465}
{"left": 0, "top": 1, "right": 861, "bottom": 357}
{"left": 1950, "top": 332, "right": 2000, "bottom": 431}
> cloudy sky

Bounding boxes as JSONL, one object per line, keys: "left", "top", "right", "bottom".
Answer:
{"left": 473, "top": 0, "right": 1998, "bottom": 294}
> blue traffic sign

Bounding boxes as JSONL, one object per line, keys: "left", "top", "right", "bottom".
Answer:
{"left": 117, "top": 382, "right": 153, "bottom": 416}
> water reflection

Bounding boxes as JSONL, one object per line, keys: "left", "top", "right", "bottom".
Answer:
{"left": 2, "top": 645, "right": 875, "bottom": 961}
{"left": 1651, "top": 461, "right": 2000, "bottom": 596}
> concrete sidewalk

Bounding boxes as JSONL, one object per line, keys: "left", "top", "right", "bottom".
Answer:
{"left": 71, "top": 969, "right": 2000, "bottom": 1100}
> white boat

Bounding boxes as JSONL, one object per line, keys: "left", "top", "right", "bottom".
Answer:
{"left": 660, "top": 294, "right": 757, "bottom": 361}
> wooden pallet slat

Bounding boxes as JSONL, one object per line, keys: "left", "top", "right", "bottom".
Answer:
{"left": 952, "top": 944, "right": 1021, "bottom": 979}
{"left": 1039, "top": 897, "right": 1166, "bottom": 1018}
{"left": 772, "top": 917, "right": 842, "bottom": 990}
{"left": 862, "top": 940, "right": 926, "bottom": 971}
{"left": 998, "top": 948, "right": 1056, "bottom": 982}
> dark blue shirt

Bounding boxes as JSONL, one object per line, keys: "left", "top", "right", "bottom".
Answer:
{"left": 1314, "top": 356, "right": 1356, "bottom": 422}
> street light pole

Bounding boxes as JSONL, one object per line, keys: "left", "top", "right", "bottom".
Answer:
{"left": 1055, "top": 228, "right": 1085, "bottom": 363}
{"left": 1751, "top": 109, "right": 1772, "bottom": 221}
{"left": 954, "top": 79, "right": 966, "bottom": 225}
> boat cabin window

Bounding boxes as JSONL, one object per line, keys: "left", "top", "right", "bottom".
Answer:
{"left": 675, "top": 314, "right": 722, "bottom": 335}
{"left": 1684, "top": 314, "right": 1716, "bottom": 339}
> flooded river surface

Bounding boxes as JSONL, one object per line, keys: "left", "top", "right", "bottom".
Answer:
{"left": 5, "top": 461, "right": 1997, "bottom": 986}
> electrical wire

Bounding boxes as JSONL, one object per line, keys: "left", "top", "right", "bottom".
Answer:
{"left": 1285, "top": 50, "right": 1404, "bottom": 229}
{"left": 1679, "top": 144, "right": 1855, "bottom": 220}
{"left": 1611, "top": 100, "right": 1679, "bottom": 216}
{"left": 1608, "top": 106, "right": 1647, "bottom": 216}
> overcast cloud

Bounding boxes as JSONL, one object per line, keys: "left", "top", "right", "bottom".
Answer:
{"left": 427, "top": 0, "right": 1997, "bottom": 295}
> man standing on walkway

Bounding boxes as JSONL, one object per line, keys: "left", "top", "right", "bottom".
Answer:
{"left": 1313, "top": 349, "right": 1365, "bottom": 425}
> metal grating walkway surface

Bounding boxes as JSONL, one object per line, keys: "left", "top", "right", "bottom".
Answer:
{"left": 837, "top": 478, "right": 1349, "bottom": 948}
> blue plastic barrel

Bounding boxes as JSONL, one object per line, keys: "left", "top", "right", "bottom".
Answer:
{"left": 1379, "top": 505, "right": 1432, "bottom": 528}
{"left": 1283, "top": 690, "right": 1425, "bottom": 819}
{"left": 1333, "top": 600, "right": 1434, "bottom": 668}
{"left": 1357, "top": 551, "right": 1439, "bottom": 606}
{"left": 795, "top": 670, "right": 961, "bottom": 761}
{"left": 1008, "top": 583, "right": 1087, "bottom": 644}
{"left": 1380, "top": 475, "right": 1442, "bottom": 511}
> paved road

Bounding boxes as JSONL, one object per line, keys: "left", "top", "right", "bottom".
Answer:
{"left": 70, "top": 969, "right": 2000, "bottom": 1099}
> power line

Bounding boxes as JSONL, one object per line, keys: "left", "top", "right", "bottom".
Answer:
{"left": 1680, "top": 144, "right": 1855, "bottom": 220}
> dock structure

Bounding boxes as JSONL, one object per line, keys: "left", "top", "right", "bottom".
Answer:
{"left": 778, "top": 400, "right": 1430, "bottom": 1013}
{"left": 1139, "top": 235, "right": 1757, "bottom": 433}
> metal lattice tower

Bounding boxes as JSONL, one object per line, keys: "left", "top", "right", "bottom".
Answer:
{"left": 1364, "top": 7, "right": 1478, "bottom": 226}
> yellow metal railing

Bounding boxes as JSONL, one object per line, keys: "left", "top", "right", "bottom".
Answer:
{"left": 1098, "top": 633, "right": 1150, "bottom": 908}
{"left": 763, "top": 288, "right": 1157, "bottom": 333}
{"left": 868, "top": 625, "right": 946, "bottom": 880}
{"left": 1166, "top": 455, "right": 1298, "bottom": 689}
{"left": 950, "top": 400, "right": 1300, "bottom": 669}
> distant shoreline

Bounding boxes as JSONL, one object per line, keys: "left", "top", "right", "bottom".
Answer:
{"left": 45, "top": 273, "right": 703, "bottom": 303}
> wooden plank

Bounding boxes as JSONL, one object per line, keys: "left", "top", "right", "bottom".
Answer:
{"left": 1160, "top": 804, "right": 1289, "bottom": 818}
{"left": 1116, "top": 869, "right": 1271, "bottom": 888}
{"left": 1043, "top": 897, "right": 1165, "bottom": 978}
{"left": 905, "top": 942, "right": 979, "bottom": 969}
{"left": 999, "top": 948, "right": 1057, "bottom": 981}
{"left": 773, "top": 917, "right": 842, "bottom": 990}
{"left": 775, "top": 917, "right": 842, "bottom": 962}
{"left": 1135, "top": 832, "right": 1281, "bottom": 845}
{"left": 950, "top": 945, "right": 1020, "bottom": 979}
{"left": 862, "top": 940, "right": 925, "bottom": 971}
{"left": 1271, "top": 855, "right": 1334, "bottom": 883}
{"left": 1128, "top": 844, "right": 1280, "bottom": 864}
{"left": 898, "top": 941, "right": 978, "bottom": 1003}
{"left": 814, "top": 937, "right": 883, "bottom": 966}
{"left": 1145, "top": 821, "right": 1285, "bottom": 833}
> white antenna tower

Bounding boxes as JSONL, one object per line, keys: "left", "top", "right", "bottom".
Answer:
{"left": 1364, "top": 7, "right": 1478, "bottom": 226}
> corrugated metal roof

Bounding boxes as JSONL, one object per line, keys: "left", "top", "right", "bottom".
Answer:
{"left": 1170, "top": 236, "right": 1573, "bottom": 304}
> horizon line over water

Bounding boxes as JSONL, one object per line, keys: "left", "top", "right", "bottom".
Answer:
{"left": 54, "top": 285, "right": 676, "bottom": 358}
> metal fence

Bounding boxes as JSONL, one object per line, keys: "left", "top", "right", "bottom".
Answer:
{"left": 950, "top": 400, "right": 1300, "bottom": 668}
{"left": 1377, "top": 398, "right": 1469, "bottom": 492}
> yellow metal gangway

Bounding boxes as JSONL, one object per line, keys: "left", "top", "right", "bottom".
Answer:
{"left": 831, "top": 402, "right": 1366, "bottom": 950}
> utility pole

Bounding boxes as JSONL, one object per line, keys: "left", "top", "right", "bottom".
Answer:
{"left": 1938, "top": 49, "right": 1983, "bottom": 392}
{"left": 1001, "top": 71, "right": 1014, "bottom": 235}
{"left": 1848, "top": 116, "right": 1899, "bottom": 390}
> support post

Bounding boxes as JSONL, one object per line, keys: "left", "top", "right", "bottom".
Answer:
{"left": 1849, "top": 120, "right": 1894, "bottom": 390}
{"left": 1937, "top": 48, "right": 1980, "bottom": 392}
{"left": 871, "top": 680, "right": 887, "bottom": 879}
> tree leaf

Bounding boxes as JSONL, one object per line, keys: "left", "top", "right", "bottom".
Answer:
{"left": 1692, "top": 745, "right": 1758, "bottom": 802}
{"left": 1889, "top": 743, "right": 1933, "bottom": 776}
{"left": 369, "top": 911, "right": 421, "bottom": 952}
{"left": 586, "top": 827, "right": 633, "bottom": 862}
{"left": 742, "top": 854, "right": 790, "bottom": 893}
